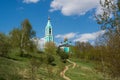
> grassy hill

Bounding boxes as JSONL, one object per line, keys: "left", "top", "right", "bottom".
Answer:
{"left": 0, "top": 54, "right": 104, "bottom": 80}
{"left": 65, "top": 58, "right": 103, "bottom": 80}
{"left": 0, "top": 53, "right": 65, "bottom": 80}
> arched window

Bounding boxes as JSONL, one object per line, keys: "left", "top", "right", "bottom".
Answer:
{"left": 49, "top": 28, "right": 51, "bottom": 34}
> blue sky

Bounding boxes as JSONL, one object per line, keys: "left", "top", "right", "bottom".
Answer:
{"left": 0, "top": 0, "right": 105, "bottom": 44}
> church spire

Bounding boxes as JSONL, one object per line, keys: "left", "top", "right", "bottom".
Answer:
{"left": 48, "top": 16, "right": 50, "bottom": 20}
{"left": 46, "top": 16, "right": 52, "bottom": 28}
{"left": 45, "top": 17, "right": 54, "bottom": 42}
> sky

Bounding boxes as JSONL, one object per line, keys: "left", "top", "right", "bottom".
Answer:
{"left": 0, "top": 0, "right": 105, "bottom": 45}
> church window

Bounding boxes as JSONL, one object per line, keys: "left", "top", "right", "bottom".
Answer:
{"left": 49, "top": 28, "right": 51, "bottom": 34}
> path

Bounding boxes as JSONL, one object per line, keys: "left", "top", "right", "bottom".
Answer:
{"left": 60, "top": 59, "right": 77, "bottom": 80}
{"left": 67, "top": 59, "right": 76, "bottom": 69}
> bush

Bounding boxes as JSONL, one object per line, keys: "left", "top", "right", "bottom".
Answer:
{"left": 46, "top": 54, "right": 55, "bottom": 65}
{"left": 0, "top": 33, "right": 11, "bottom": 57}
{"left": 59, "top": 51, "right": 69, "bottom": 63}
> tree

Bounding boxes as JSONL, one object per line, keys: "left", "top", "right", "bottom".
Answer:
{"left": 46, "top": 54, "right": 55, "bottom": 65}
{"left": 96, "top": 0, "right": 120, "bottom": 35}
{"left": 9, "top": 19, "right": 36, "bottom": 57}
{"left": 59, "top": 51, "right": 69, "bottom": 63}
{"left": 44, "top": 42, "right": 57, "bottom": 79}
{"left": 20, "top": 19, "right": 36, "bottom": 56}
{"left": 72, "top": 41, "right": 93, "bottom": 60}
{"left": 44, "top": 42, "right": 57, "bottom": 54}
{"left": 96, "top": 0, "right": 120, "bottom": 79}
{"left": 57, "top": 48, "right": 69, "bottom": 63}
{"left": 0, "top": 33, "right": 10, "bottom": 57}
{"left": 9, "top": 28, "right": 21, "bottom": 48}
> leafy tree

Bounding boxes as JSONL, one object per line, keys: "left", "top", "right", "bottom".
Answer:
{"left": 46, "top": 54, "right": 55, "bottom": 65}
{"left": 9, "top": 19, "right": 36, "bottom": 57}
{"left": 59, "top": 52, "right": 69, "bottom": 63}
{"left": 96, "top": 0, "right": 120, "bottom": 35}
{"left": 44, "top": 42, "right": 57, "bottom": 54}
{"left": 57, "top": 48, "right": 69, "bottom": 63}
{"left": 20, "top": 19, "right": 36, "bottom": 56}
{"left": 95, "top": 0, "right": 120, "bottom": 79}
{"left": 43, "top": 42, "right": 57, "bottom": 79}
{"left": 72, "top": 41, "right": 93, "bottom": 60}
{"left": 71, "top": 45, "right": 81, "bottom": 58}
{"left": 0, "top": 33, "right": 10, "bottom": 57}
{"left": 9, "top": 28, "right": 21, "bottom": 48}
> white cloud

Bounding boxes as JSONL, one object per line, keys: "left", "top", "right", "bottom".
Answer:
{"left": 55, "top": 31, "right": 105, "bottom": 43}
{"left": 50, "top": 0, "right": 100, "bottom": 16}
{"left": 50, "top": 0, "right": 117, "bottom": 16}
{"left": 23, "top": 0, "right": 40, "bottom": 4}
{"left": 74, "top": 30, "right": 105, "bottom": 42}
{"left": 38, "top": 38, "right": 45, "bottom": 50}
{"left": 31, "top": 37, "right": 45, "bottom": 50}
{"left": 55, "top": 32, "right": 77, "bottom": 39}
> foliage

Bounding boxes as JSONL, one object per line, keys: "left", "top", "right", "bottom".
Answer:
{"left": 9, "top": 28, "right": 21, "bottom": 48}
{"left": 20, "top": 19, "right": 36, "bottom": 56}
{"left": 0, "top": 33, "right": 11, "bottom": 57}
{"left": 46, "top": 54, "right": 55, "bottom": 65}
{"left": 57, "top": 48, "right": 69, "bottom": 63}
{"left": 0, "top": 19, "right": 65, "bottom": 80}
{"left": 96, "top": 0, "right": 120, "bottom": 34}
{"left": 95, "top": 0, "right": 120, "bottom": 79}
{"left": 44, "top": 42, "right": 57, "bottom": 54}
{"left": 71, "top": 42, "right": 94, "bottom": 61}
{"left": 9, "top": 19, "right": 36, "bottom": 57}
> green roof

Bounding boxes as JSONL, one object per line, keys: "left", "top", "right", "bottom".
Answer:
{"left": 46, "top": 18, "right": 52, "bottom": 28}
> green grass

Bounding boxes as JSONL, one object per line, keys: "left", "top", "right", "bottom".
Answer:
{"left": 66, "top": 58, "right": 104, "bottom": 80}
{"left": 0, "top": 53, "right": 65, "bottom": 80}
{"left": 0, "top": 51, "right": 104, "bottom": 80}
{"left": 0, "top": 57, "right": 23, "bottom": 80}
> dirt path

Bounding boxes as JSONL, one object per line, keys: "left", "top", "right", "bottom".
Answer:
{"left": 67, "top": 59, "right": 76, "bottom": 69}
{"left": 60, "top": 59, "right": 76, "bottom": 80}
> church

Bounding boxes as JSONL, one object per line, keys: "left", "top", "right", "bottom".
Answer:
{"left": 32, "top": 17, "right": 70, "bottom": 53}
{"left": 45, "top": 17, "right": 54, "bottom": 42}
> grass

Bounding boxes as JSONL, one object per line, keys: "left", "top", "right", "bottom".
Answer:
{"left": 0, "top": 51, "right": 104, "bottom": 80}
{"left": 66, "top": 58, "right": 104, "bottom": 80}
{"left": 0, "top": 57, "right": 23, "bottom": 80}
{"left": 0, "top": 52, "right": 65, "bottom": 80}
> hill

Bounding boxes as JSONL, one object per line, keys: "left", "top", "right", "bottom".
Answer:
{"left": 0, "top": 55, "right": 104, "bottom": 80}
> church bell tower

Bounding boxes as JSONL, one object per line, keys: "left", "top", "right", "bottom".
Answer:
{"left": 45, "top": 17, "right": 54, "bottom": 42}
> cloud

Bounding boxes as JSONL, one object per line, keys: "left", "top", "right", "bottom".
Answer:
{"left": 55, "top": 30, "right": 105, "bottom": 42}
{"left": 50, "top": 0, "right": 116, "bottom": 16}
{"left": 23, "top": 0, "right": 40, "bottom": 4}
{"left": 74, "top": 30, "right": 105, "bottom": 42}
{"left": 38, "top": 38, "right": 45, "bottom": 50}
{"left": 50, "top": 0, "right": 100, "bottom": 16}
{"left": 55, "top": 32, "right": 77, "bottom": 39}
{"left": 31, "top": 37, "right": 45, "bottom": 50}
